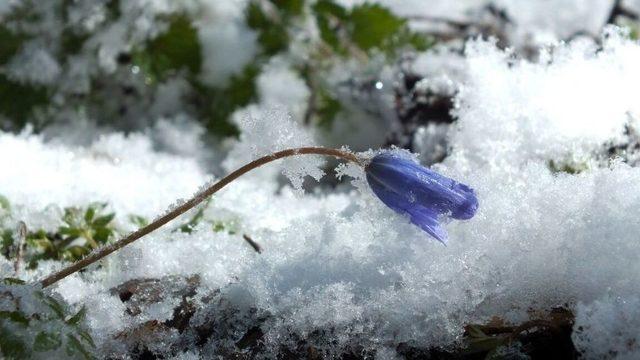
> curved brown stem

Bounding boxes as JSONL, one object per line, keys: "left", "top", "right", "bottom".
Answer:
{"left": 39, "top": 147, "right": 361, "bottom": 288}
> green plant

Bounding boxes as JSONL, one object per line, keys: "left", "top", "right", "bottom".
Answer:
{"left": 0, "top": 278, "right": 95, "bottom": 359}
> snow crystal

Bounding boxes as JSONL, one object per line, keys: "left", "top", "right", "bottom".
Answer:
{"left": 224, "top": 106, "right": 325, "bottom": 192}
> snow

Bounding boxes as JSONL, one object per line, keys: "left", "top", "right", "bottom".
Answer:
{"left": 257, "top": 58, "right": 310, "bottom": 121}
{"left": 0, "top": 130, "right": 206, "bottom": 222}
{"left": 573, "top": 295, "right": 640, "bottom": 359}
{"left": 197, "top": 0, "right": 258, "bottom": 87}
{"left": 6, "top": 44, "right": 61, "bottom": 85}
{"left": 449, "top": 27, "right": 640, "bottom": 170}
{"left": 225, "top": 106, "right": 325, "bottom": 192}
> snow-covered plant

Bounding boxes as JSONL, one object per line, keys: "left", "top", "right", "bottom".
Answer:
{"left": 0, "top": 278, "right": 95, "bottom": 359}
{"left": 39, "top": 146, "right": 478, "bottom": 288}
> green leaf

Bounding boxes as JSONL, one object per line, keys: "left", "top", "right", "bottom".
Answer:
{"left": 349, "top": 3, "right": 405, "bottom": 51}
{"left": 43, "top": 296, "right": 66, "bottom": 320}
{"left": 77, "top": 330, "right": 96, "bottom": 348}
{"left": 270, "top": 0, "right": 305, "bottom": 17}
{"left": 0, "top": 74, "right": 48, "bottom": 128}
{"left": 2, "top": 277, "right": 25, "bottom": 285}
{"left": 84, "top": 207, "right": 96, "bottom": 223}
{"left": 316, "top": 88, "right": 342, "bottom": 130}
{"left": 106, "top": 0, "right": 121, "bottom": 18}
{"left": 65, "top": 334, "right": 94, "bottom": 359}
{"left": 60, "top": 30, "right": 88, "bottom": 56}
{"left": 92, "top": 213, "right": 115, "bottom": 227}
{"left": 62, "top": 246, "right": 90, "bottom": 261}
{"left": 62, "top": 208, "right": 78, "bottom": 226}
{"left": 314, "top": 0, "right": 349, "bottom": 53}
{"left": 133, "top": 15, "right": 202, "bottom": 83}
{"left": 247, "top": 2, "right": 289, "bottom": 56}
{"left": 313, "top": 1, "right": 431, "bottom": 57}
{"left": 1, "top": 230, "right": 14, "bottom": 256}
{"left": 34, "top": 331, "right": 62, "bottom": 352}
{"left": 196, "top": 64, "right": 259, "bottom": 137}
{"left": 0, "top": 324, "right": 27, "bottom": 359}
{"left": 212, "top": 222, "right": 226, "bottom": 232}
{"left": 66, "top": 306, "right": 86, "bottom": 326}
{"left": 128, "top": 215, "right": 148, "bottom": 227}
{"left": 0, "top": 25, "right": 26, "bottom": 65}
{"left": 0, "top": 311, "right": 30, "bottom": 326}
{"left": 0, "top": 194, "right": 10, "bottom": 211}
{"left": 59, "top": 226, "right": 82, "bottom": 238}
{"left": 92, "top": 227, "right": 112, "bottom": 244}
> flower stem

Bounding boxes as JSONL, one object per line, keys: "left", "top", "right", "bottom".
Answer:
{"left": 39, "top": 147, "right": 361, "bottom": 288}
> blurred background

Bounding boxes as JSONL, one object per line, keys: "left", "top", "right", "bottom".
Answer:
{"left": 2, "top": 0, "right": 638, "bottom": 173}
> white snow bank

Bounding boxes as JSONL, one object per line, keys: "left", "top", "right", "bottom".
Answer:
{"left": 449, "top": 27, "right": 640, "bottom": 170}
{"left": 0, "top": 130, "right": 207, "bottom": 223}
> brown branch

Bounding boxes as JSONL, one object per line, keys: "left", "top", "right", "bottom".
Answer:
{"left": 242, "top": 234, "right": 262, "bottom": 253}
{"left": 39, "top": 147, "right": 362, "bottom": 288}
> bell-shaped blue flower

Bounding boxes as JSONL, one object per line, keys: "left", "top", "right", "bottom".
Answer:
{"left": 365, "top": 152, "right": 478, "bottom": 244}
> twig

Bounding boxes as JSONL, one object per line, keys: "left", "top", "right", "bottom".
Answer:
{"left": 242, "top": 234, "right": 262, "bottom": 253}
{"left": 13, "top": 221, "right": 27, "bottom": 274}
{"left": 39, "top": 147, "right": 362, "bottom": 288}
{"left": 606, "top": 0, "right": 639, "bottom": 24}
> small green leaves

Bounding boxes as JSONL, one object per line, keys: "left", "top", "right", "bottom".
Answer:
{"left": 313, "top": 0, "right": 349, "bottom": 53}
{"left": 65, "top": 334, "right": 93, "bottom": 359}
{"left": 195, "top": 64, "right": 259, "bottom": 137}
{"left": 0, "top": 324, "right": 28, "bottom": 359}
{"left": 3, "top": 203, "right": 118, "bottom": 266}
{"left": 34, "top": 331, "right": 62, "bottom": 352}
{"left": 247, "top": 1, "right": 291, "bottom": 56}
{"left": 0, "top": 194, "right": 10, "bottom": 212}
{"left": 66, "top": 306, "right": 86, "bottom": 326}
{"left": 0, "top": 311, "right": 30, "bottom": 326}
{"left": 0, "top": 25, "right": 25, "bottom": 65}
{"left": 129, "top": 214, "right": 149, "bottom": 227}
{"left": 0, "top": 282, "right": 96, "bottom": 359}
{"left": 316, "top": 88, "right": 343, "bottom": 130}
{"left": 60, "top": 203, "right": 115, "bottom": 250}
{"left": 548, "top": 159, "right": 589, "bottom": 175}
{"left": 349, "top": 4, "right": 405, "bottom": 51}
{"left": 2, "top": 278, "right": 25, "bottom": 285}
{"left": 0, "top": 74, "right": 49, "bottom": 130}
{"left": 314, "top": 0, "right": 432, "bottom": 57}
{"left": 132, "top": 15, "right": 202, "bottom": 84}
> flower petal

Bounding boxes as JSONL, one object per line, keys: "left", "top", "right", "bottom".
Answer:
{"left": 367, "top": 153, "right": 478, "bottom": 219}
{"left": 367, "top": 170, "right": 448, "bottom": 243}
{"left": 365, "top": 151, "right": 478, "bottom": 242}
{"left": 408, "top": 206, "right": 448, "bottom": 244}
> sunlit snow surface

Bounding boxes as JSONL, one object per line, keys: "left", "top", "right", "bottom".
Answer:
{"left": 2, "top": 29, "right": 640, "bottom": 360}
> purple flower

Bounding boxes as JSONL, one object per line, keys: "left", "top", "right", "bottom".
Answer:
{"left": 365, "top": 152, "right": 478, "bottom": 244}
